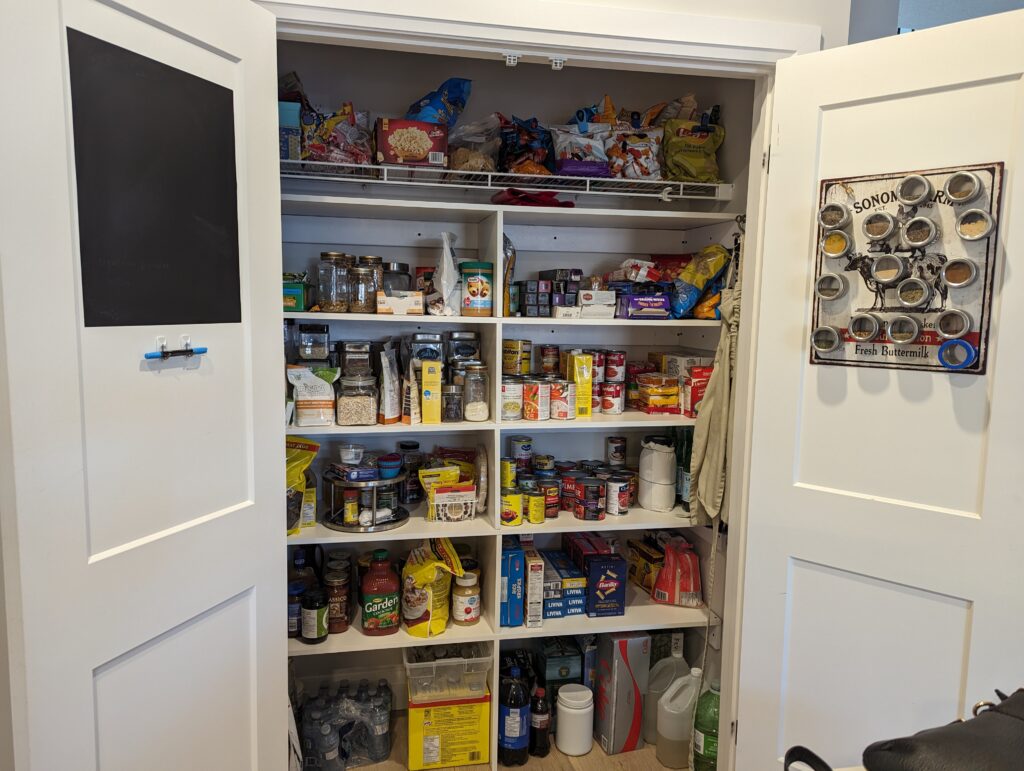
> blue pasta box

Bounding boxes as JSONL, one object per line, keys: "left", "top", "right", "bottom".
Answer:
{"left": 585, "top": 554, "right": 628, "bottom": 617}
{"left": 501, "top": 541, "right": 525, "bottom": 627}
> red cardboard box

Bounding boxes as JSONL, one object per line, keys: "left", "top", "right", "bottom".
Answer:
{"left": 683, "top": 373, "right": 710, "bottom": 418}
{"left": 375, "top": 118, "right": 447, "bottom": 167}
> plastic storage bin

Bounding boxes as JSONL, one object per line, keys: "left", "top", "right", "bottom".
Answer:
{"left": 404, "top": 642, "right": 492, "bottom": 702}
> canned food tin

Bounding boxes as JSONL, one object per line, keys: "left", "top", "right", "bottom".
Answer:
{"left": 526, "top": 492, "right": 546, "bottom": 524}
{"left": 600, "top": 381, "right": 624, "bottom": 414}
{"left": 554, "top": 460, "right": 577, "bottom": 473}
{"left": 501, "top": 378, "right": 524, "bottom": 421}
{"left": 574, "top": 477, "right": 607, "bottom": 521}
{"left": 502, "top": 340, "right": 524, "bottom": 375}
{"left": 593, "top": 466, "right": 616, "bottom": 480}
{"left": 606, "top": 474, "right": 631, "bottom": 516}
{"left": 534, "top": 469, "right": 558, "bottom": 479}
{"left": 626, "top": 469, "right": 638, "bottom": 506}
{"left": 549, "top": 379, "right": 576, "bottom": 420}
{"left": 579, "top": 460, "right": 604, "bottom": 473}
{"left": 539, "top": 481, "right": 561, "bottom": 518}
{"left": 520, "top": 341, "right": 533, "bottom": 374}
{"left": 586, "top": 349, "right": 606, "bottom": 383}
{"left": 501, "top": 487, "right": 523, "bottom": 526}
{"left": 605, "top": 350, "right": 626, "bottom": 382}
{"left": 500, "top": 457, "right": 517, "bottom": 488}
{"left": 523, "top": 380, "right": 551, "bottom": 421}
{"left": 517, "top": 474, "right": 539, "bottom": 493}
{"left": 606, "top": 436, "right": 627, "bottom": 466}
{"left": 540, "top": 345, "right": 560, "bottom": 374}
{"left": 533, "top": 454, "right": 555, "bottom": 471}
{"left": 343, "top": 489, "right": 360, "bottom": 526}
{"left": 591, "top": 391, "right": 603, "bottom": 414}
{"left": 561, "top": 469, "right": 588, "bottom": 501}
{"left": 509, "top": 435, "right": 533, "bottom": 469}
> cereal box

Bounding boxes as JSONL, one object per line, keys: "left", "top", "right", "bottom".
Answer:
{"left": 376, "top": 118, "right": 447, "bottom": 167}
{"left": 524, "top": 548, "right": 545, "bottom": 629}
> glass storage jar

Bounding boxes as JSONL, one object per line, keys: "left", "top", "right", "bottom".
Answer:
{"left": 448, "top": 331, "right": 480, "bottom": 363}
{"left": 317, "top": 257, "right": 349, "bottom": 313}
{"left": 382, "top": 262, "right": 411, "bottom": 294}
{"left": 298, "top": 324, "right": 330, "bottom": 360}
{"left": 359, "top": 256, "right": 385, "bottom": 297}
{"left": 463, "top": 364, "right": 489, "bottom": 422}
{"left": 336, "top": 375, "right": 378, "bottom": 426}
{"left": 321, "top": 250, "right": 355, "bottom": 268}
{"left": 341, "top": 340, "right": 373, "bottom": 377}
{"left": 348, "top": 266, "right": 378, "bottom": 314}
{"left": 442, "top": 384, "right": 465, "bottom": 423}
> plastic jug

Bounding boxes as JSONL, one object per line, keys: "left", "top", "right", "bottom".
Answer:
{"left": 656, "top": 667, "right": 703, "bottom": 769}
{"left": 643, "top": 633, "right": 690, "bottom": 744}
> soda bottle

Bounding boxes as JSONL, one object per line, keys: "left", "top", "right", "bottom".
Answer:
{"left": 498, "top": 666, "right": 530, "bottom": 766}
{"left": 693, "top": 678, "right": 721, "bottom": 771}
{"left": 528, "top": 687, "right": 551, "bottom": 758}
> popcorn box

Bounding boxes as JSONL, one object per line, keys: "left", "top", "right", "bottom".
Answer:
{"left": 375, "top": 118, "right": 447, "bottom": 167}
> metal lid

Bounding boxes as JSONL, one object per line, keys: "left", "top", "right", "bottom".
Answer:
{"left": 324, "top": 571, "right": 349, "bottom": 585}
{"left": 814, "top": 272, "right": 848, "bottom": 301}
{"left": 944, "top": 171, "right": 982, "bottom": 204}
{"left": 896, "top": 277, "right": 931, "bottom": 308}
{"left": 466, "top": 364, "right": 488, "bottom": 372}
{"left": 848, "top": 313, "right": 881, "bottom": 343}
{"left": 820, "top": 229, "right": 851, "bottom": 259}
{"left": 460, "top": 261, "right": 494, "bottom": 271}
{"left": 340, "top": 375, "right": 375, "bottom": 386}
{"left": 817, "top": 202, "right": 851, "bottom": 230}
{"left": 398, "top": 440, "right": 420, "bottom": 450}
{"left": 349, "top": 266, "right": 374, "bottom": 275}
{"left": 896, "top": 174, "right": 933, "bottom": 206}
{"left": 442, "top": 384, "right": 463, "bottom": 393}
{"left": 343, "top": 340, "right": 372, "bottom": 350}
{"left": 955, "top": 208, "right": 994, "bottom": 241}
{"left": 887, "top": 315, "right": 921, "bottom": 345}
{"left": 412, "top": 333, "right": 443, "bottom": 342}
{"left": 359, "top": 255, "right": 383, "bottom": 264}
{"left": 810, "top": 326, "right": 842, "bottom": 353}
{"left": 903, "top": 216, "right": 938, "bottom": 248}
{"left": 383, "top": 262, "right": 410, "bottom": 274}
{"left": 871, "top": 255, "right": 907, "bottom": 285}
{"left": 862, "top": 211, "right": 897, "bottom": 241}
{"left": 936, "top": 309, "right": 972, "bottom": 340}
{"left": 299, "top": 324, "right": 329, "bottom": 333}
{"left": 450, "top": 331, "right": 479, "bottom": 340}
{"left": 320, "top": 251, "right": 345, "bottom": 259}
{"left": 941, "top": 258, "right": 978, "bottom": 288}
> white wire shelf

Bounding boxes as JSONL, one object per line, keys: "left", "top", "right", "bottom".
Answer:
{"left": 281, "top": 160, "right": 733, "bottom": 203}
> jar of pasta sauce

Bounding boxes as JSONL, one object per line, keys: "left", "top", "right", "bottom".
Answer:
{"left": 324, "top": 571, "right": 350, "bottom": 634}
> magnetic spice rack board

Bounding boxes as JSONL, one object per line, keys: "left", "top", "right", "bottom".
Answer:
{"left": 809, "top": 162, "right": 1003, "bottom": 375}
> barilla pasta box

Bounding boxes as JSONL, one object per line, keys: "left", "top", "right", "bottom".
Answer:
{"left": 595, "top": 631, "right": 651, "bottom": 754}
{"left": 585, "top": 554, "right": 627, "bottom": 617}
{"left": 501, "top": 539, "right": 525, "bottom": 627}
{"left": 375, "top": 118, "right": 448, "bottom": 167}
{"left": 523, "top": 548, "right": 545, "bottom": 629}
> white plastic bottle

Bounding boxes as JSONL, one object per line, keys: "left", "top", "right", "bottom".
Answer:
{"left": 656, "top": 667, "right": 703, "bottom": 769}
{"left": 644, "top": 633, "right": 690, "bottom": 744}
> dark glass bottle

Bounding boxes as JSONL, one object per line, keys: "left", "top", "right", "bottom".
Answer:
{"left": 498, "top": 666, "right": 530, "bottom": 766}
{"left": 528, "top": 686, "right": 551, "bottom": 758}
{"left": 676, "top": 426, "right": 694, "bottom": 511}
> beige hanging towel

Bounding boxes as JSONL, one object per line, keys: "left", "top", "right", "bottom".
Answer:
{"left": 691, "top": 283, "right": 740, "bottom": 524}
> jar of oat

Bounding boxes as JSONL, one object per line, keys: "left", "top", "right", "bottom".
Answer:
{"left": 348, "top": 266, "right": 378, "bottom": 314}
{"left": 317, "top": 257, "right": 349, "bottom": 313}
{"left": 298, "top": 324, "right": 330, "bottom": 360}
{"left": 463, "top": 364, "right": 490, "bottom": 422}
{"left": 337, "top": 375, "right": 378, "bottom": 426}
{"left": 359, "top": 256, "right": 385, "bottom": 298}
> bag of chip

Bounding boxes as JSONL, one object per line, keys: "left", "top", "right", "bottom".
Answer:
{"left": 285, "top": 437, "right": 319, "bottom": 535}
{"left": 606, "top": 128, "right": 663, "bottom": 179}
{"left": 651, "top": 536, "right": 703, "bottom": 608}
{"left": 499, "top": 114, "right": 556, "bottom": 173}
{"left": 569, "top": 94, "right": 617, "bottom": 126}
{"left": 550, "top": 123, "right": 612, "bottom": 177}
{"left": 663, "top": 118, "right": 726, "bottom": 183}
{"left": 402, "top": 538, "right": 464, "bottom": 637}
{"left": 405, "top": 77, "right": 472, "bottom": 128}
{"left": 615, "top": 102, "right": 667, "bottom": 129}
{"left": 449, "top": 113, "right": 501, "bottom": 172}
{"left": 671, "top": 244, "right": 731, "bottom": 317}
{"left": 653, "top": 93, "right": 699, "bottom": 126}
{"left": 692, "top": 273, "right": 727, "bottom": 319}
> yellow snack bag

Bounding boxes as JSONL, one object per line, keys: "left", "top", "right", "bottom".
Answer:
{"left": 418, "top": 465, "right": 461, "bottom": 518}
{"left": 402, "top": 538, "right": 464, "bottom": 638}
{"left": 285, "top": 437, "right": 319, "bottom": 535}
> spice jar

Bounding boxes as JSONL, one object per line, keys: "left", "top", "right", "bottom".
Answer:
{"left": 337, "top": 375, "right": 378, "bottom": 426}
{"left": 382, "top": 262, "right": 411, "bottom": 294}
{"left": 817, "top": 202, "right": 851, "bottom": 230}
{"left": 820, "top": 230, "right": 851, "bottom": 259}
{"left": 317, "top": 256, "right": 349, "bottom": 313}
{"left": 941, "top": 258, "right": 978, "bottom": 288}
{"left": 887, "top": 315, "right": 921, "bottom": 345}
{"left": 298, "top": 324, "right": 330, "bottom": 360}
{"left": 442, "top": 384, "right": 465, "bottom": 422}
{"left": 348, "top": 266, "right": 378, "bottom": 314}
{"left": 810, "top": 326, "right": 843, "bottom": 354}
{"left": 955, "top": 209, "right": 994, "bottom": 241}
{"left": 903, "top": 217, "right": 937, "bottom": 249}
{"left": 452, "top": 573, "right": 481, "bottom": 626}
{"left": 862, "top": 211, "right": 897, "bottom": 241}
{"left": 870, "top": 254, "right": 908, "bottom": 285}
{"left": 897, "top": 277, "right": 931, "bottom": 308}
{"left": 944, "top": 171, "right": 982, "bottom": 204}
{"left": 324, "top": 570, "right": 350, "bottom": 634}
{"left": 463, "top": 364, "right": 490, "bottom": 422}
{"left": 460, "top": 261, "right": 494, "bottom": 317}
{"left": 301, "top": 588, "right": 329, "bottom": 645}
{"left": 936, "top": 309, "right": 972, "bottom": 340}
{"left": 814, "top": 273, "right": 848, "bottom": 301}
{"left": 896, "top": 174, "right": 933, "bottom": 206}
{"left": 359, "top": 255, "right": 385, "bottom": 296}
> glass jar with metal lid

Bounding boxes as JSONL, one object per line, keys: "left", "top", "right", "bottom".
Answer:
{"left": 321, "top": 251, "right": 356, "bottom": 268}
{"left": 336, "top": 375, "right": 378, "bottom": 426}
{"left": 317, "top": 256, "right": 349, "bottom": 313}
{"left": 298, "top": 324, "right": 330, "bottom": 360}
{"left": 448, "top": 331, "right": 481, "bottom": 363}
{"left": 442, "top": 384, "right": 464, "bottom": 423}
{"left": 382, "top": 262, "right": 411, "bottom": 294}
{"left": 359, "top": 255, "right": 385, "bottom": 295}
{"left": 341, "top": 340, "right": 372, "bottom": 377}
{"left": 463, "top": 364, "right": 489, "bottom": 422}
{"left": 348, "top": 266, "right": 378, "bottom": 314}
{"left": 451, "top": 359, "right": 483, "bottom": 386}
{"left": 411, "top": 333, "right": 444, "bottom": 368}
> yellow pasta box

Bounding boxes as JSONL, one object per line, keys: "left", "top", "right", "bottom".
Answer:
{"left": 421, "top": 361, "right": 443, "bottom": 424}
{"left": 568, "top": 353, "right": 593, "bottom": 418}
{"left": 407, "top": 691, "right": 490, "bottom": 770}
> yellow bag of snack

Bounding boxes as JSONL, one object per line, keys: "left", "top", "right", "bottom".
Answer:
{"left": 402, "top": 538, "right": 464, "bottom": 637}
{"left": 663, "top": 119, "right": 725, "bottom": 183}
{"left": 418, "top": 466, "right": 461, "bottom": 519}
{"left": 285, "top": 437, "right": 319, "bottom": 535}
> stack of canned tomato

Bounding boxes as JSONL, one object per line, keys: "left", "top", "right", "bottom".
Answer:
{"left": 499, "top": 435, "right": 634, "bottom": 525}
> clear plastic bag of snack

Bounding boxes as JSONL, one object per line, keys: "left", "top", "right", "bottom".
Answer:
{"left": 499, "top": 114, "right": 556, "bottom": 173}
{"left": 615, "top": 102, "right": 667, "bottom": 129}
{"left": 606, "top": 128, "right": 663, "bottom": 179}
{"left": 663, "top": 113, "right": 726, "bottom": 183}
{"left": 550, "top": 123, "right": 611, "bottom": 177}
{"left": 449, "top": 113, "right": 501, "bottom": 172}
{"left": 653, "top": 93, "right": 699, "bottom": 126}
{"left": 405, "top": 77, "right": 472, "bottom": 128}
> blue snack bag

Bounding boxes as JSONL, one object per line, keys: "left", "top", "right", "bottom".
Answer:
{"left": 405, "top": 77, "right": 472, "bottom": 128}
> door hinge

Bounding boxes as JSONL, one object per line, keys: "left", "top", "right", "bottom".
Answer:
{"left": 731, "top": 719, "right": 738, "bottom": 743}
{"left": 762, "top": 148, "right": 770, "bottom": 174}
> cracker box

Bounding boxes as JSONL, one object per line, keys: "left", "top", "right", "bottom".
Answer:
{"left": 524, "top": 548, "right": 545, "bottom": 629}
{"left": 407, "top": 691, "right": 490, "bottom": 770}
{"left": 627, "top": 538, "right": 664, "bottom": 594}
{"left": 501, "top": 540, "right": 525, "bottom": 627}
{"left": 376, "top": 290, "right": 425, "bottom": 315}
{"left": 585, "top": 554, "right": 627, "bottom": 617}
{"left": 595, "top": 631, "right": 651, "bottom": 754}
{"left": 539, "top": 551, "right": 587, "bottom": 592}
{"left": 375, "top": 118, "right": 447, "bottom": 167}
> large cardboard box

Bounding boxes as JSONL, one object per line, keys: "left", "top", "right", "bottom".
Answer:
{"left": 375, "top": 117, "right": 448, "bottom": 167}
{"left": 595, "top": 631, "right": 651, "bottom": 754}
{"left": 407, "top": 691, "right": 490, "bottom": 770}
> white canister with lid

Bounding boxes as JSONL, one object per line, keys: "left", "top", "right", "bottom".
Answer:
{"left": 555, "top": 684, "right": 594, "bottom": 757}
{"left": 638, "top": 435, "right": 677, "bottom": 512}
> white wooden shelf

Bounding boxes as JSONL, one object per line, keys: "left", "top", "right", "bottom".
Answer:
{"left": 506, "top": 506, "right": 700, "bottom": 534}
{"left": 499, "top": 411, "right": 695, "bottom": 431}
{"left": 289, "top": 612, "right": 495, "bottom": 656}
{"left": 284, "top": 311, "right": 498, "bottom": 325}
{"left": 287, "top": 509, "right": 495, "bottom": 545}
{"left": 501, "top": 317, "right": 720, "bottom": 327}
{"left": 285, "top": 311, "right": 717, "bottom": 328}
{"left": 287, "top": 421, "right": 495, "bottom": 436}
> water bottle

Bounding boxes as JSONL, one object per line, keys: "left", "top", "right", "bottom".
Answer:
{"left": 336, "top": 679, "right": 350, "bottom": 702}
{"left": 366, "top": 696, "right": 391, "bottom": 762}
{"left": 356, "top": 679, "right": 370, "bottom": 705}
{"left": 377, "top": 678, "right": 393, "bottom": 713}
{"left": 693, "top": 678, "right": 721, "bottom": 771}
{"left": 498, "top": 666, "right": 530, "bottom": 766}
{"left": 317, "top": 722, "right": 345, "bottom": 771}
{"left": 302, "top": 709, "right": 325, "bottom": 769}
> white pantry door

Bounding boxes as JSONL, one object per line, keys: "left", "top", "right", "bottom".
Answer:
{"left": 738, "top": 10, "right": 1024, "bottom": 769}
{"left": 0, "top": 1, "right": 283, "bottom": 769}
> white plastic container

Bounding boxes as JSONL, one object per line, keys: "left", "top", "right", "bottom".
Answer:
{"left": 643, "top": 633, "right": 689, "bottom": 744}
{"left": 556, "top": 683, "right": 594, "bottom": 756}
{"left": 639, "top": 435, "right": 676, "bottom": 512}
{"left": 656, "top": 667, "right": 703, "bottom": 769}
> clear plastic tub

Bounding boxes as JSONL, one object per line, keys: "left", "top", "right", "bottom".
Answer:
{"left": 404, "top": 642, "right": 491, "bottom": 702}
